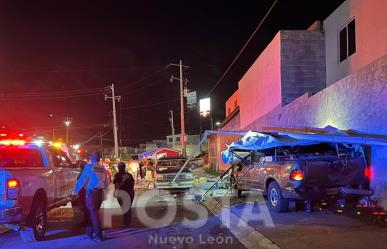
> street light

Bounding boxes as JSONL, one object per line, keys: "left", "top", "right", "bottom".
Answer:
{"left": 64, "top": 118, "right": 71, "bottom": 145}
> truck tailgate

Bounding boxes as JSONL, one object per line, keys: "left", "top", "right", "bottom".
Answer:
{"left": 302, "top": 156, "right": 365, "bottom": 188}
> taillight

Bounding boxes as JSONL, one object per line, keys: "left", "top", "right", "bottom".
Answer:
{"left": 6, "top": 179, "right": 20, "bottom": 200}
{"left": 365, "top": 167, "right": 373, "bottom": 180}
{"left": 289, "top": 170, "right": 304, "bottom": 181}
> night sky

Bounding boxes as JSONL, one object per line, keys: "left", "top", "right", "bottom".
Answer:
{"left": 0, "top": 0, "right": 345, "bottom": 146}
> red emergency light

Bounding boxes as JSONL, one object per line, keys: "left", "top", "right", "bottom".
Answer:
{"left": 0, "top": 139, "right": 26, "bottom": 146}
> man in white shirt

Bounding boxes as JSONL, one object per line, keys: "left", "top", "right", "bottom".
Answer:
{"left": 73, "top": 153, "right": 109, "bottom": 241}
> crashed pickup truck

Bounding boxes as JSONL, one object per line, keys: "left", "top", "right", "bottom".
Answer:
{"left": 222, "top": 131, "right": 373, "bottom": 212}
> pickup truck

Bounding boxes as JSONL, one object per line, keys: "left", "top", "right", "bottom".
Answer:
{"left": 155, "top": 157, "right": 193, "bottom": 192}
{"left": 0, "top": 140, "right": 79, "bottom": 241}
{"left": 228, "top": 142, "right": 372, "bottom": 212}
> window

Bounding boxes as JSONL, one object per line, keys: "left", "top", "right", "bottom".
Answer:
{"left": 176, "top": 137, "right": 180, "bottom": 142}
{"left": 50, "top": 149, "right": 72, "bottom": 168}
{"left": 0, "top": 148, "right": 44, "bottom": 167}
{"left": 339, "top": 19, "right": 356, "bottom": 62}
{"left": 168, "top": 138, "right": 173, "bottom": 143}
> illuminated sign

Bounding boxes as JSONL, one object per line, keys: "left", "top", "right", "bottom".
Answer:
{"left": 200, "top": 98, "right": 211, "bottom": 117}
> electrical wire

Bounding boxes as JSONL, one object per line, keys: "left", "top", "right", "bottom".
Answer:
{"left": 79, "top": 129, "right": 111, "bottom": 145}
{"left": 121, "top": 98, "right": 179, "bottom": 110}
{"left": 206, "top": 0, "right": 278, "bottom": 96}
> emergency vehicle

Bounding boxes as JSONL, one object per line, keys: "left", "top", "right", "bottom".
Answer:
{"left": 0, "top": 133, "right": 79, "bottom": 241}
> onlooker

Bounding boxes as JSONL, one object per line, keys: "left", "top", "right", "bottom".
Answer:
{"left": 76, "top": 160, "right": 89, "bottom": 226}
{"left": 113, "top": 162, "right": 135, "bottom": 226}
{"left": 129, "top": 158, "right": 139, "bottom": 182}
{"left": 72, "top": 153, "right": 109, "bottom": 242}
{"left": 138, "top": 161, "right": 144, "bottom": 180}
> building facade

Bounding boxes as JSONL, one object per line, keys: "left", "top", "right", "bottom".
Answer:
{"left": 213, "top": 0, "right": 387, "bottom": 206}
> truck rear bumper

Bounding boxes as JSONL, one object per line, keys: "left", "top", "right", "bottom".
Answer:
{"left": 289, "top": 187, "right": 374, "bottom": 200}
{"left": 0, "top": 207, "right": 22, "bottom": 224}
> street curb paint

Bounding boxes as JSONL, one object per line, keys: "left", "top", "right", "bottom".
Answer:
{"left": 202, "top": 197, "right": 281, "bottom": 249}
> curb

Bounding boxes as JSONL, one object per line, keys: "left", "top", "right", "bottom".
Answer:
{"left": 202, "top": 197, "right": 281, "bottom": 249}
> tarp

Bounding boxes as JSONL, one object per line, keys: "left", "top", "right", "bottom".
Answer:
{"left": 220, "top": 126, "right": 387, "bottom": 164}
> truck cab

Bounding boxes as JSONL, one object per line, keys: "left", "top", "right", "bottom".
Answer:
{"left": 155, "top": 157, "right": 194, "bottom": 192}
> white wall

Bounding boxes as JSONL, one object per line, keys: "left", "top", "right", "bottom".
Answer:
{"left": 324, "top": 0, "right": 387, "bottom": 85}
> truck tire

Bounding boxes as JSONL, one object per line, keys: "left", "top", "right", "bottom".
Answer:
{"left": 230, "top": 175, "right": 242, "bottom": 198}
{"left": 267, "top": 181, "right": 289, "bottom": 212}
{"left": 20, "top": 200, "right": 47, "bottom": 242}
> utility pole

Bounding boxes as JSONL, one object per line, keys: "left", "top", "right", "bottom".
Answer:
{"left": 169, "top": 110, "right": 176, "bottom": 148}
{"left": 168, "top": 60, "right": 189, "bottom": 157}
{"left": 64, "top": 117, "right": 71, "bottom": 145}
{"left": 105, "top": 84, "right": 121, "bottom": 159}
{"left": 99, "top": 129, "right": 104, "bottom": 159}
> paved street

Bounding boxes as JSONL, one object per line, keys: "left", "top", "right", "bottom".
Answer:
{"left": 2, "top": 187, "right": 387, "bottom": 249}
{"left": 0, "top": 189, "right": 245, "bottom": 249}
{"left": 205, "top": 191, "right": 387, "bottom": 249}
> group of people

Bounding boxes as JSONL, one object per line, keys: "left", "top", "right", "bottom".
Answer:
{"left": 72, "top": 153, "right": 135, "bottom": 242}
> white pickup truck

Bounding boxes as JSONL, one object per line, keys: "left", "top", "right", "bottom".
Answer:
{"left": 0, "top": 139, "right": 79, "bottom": 241}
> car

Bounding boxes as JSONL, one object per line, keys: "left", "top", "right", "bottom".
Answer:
{"left": 154, "top": 157, "right": 193, "bottom": 192}
{"left": 0, "top": 135, "right": 80, "bottom": 241}
{"left": 229, "top": 142, "right": 373, "bottom": 212}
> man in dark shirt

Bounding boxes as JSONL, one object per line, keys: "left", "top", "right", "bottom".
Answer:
{"left": 113, "top": 162, "right": 135, "bottom": 226}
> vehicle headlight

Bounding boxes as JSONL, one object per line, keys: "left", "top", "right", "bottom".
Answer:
{"left": 156, "top": 175, "right": 163, "bottom": 180}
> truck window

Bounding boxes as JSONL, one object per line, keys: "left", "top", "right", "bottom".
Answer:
{"left": 50, "top": 149, "right": 72, "bottom": 168}
{"left": 0, "top": 147, "right": 44, "bottom": 167}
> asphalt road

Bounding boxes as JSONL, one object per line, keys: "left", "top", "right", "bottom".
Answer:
{"left": 0, "top": 189, "right": 246, "bottom": 249}
{"left": 2, "top": 188, "right": 387, "bottom": 249}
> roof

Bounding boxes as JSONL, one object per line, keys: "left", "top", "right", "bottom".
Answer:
{"left": 221, "top": 126, "right": 387, "bottom": 163}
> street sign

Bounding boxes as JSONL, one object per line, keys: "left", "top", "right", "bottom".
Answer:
{"left": 187, "top": 91, "right": 197, "bottom": 110}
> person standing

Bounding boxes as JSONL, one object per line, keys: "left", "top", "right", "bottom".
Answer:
{"left": 113, "top": 162, "right": 135, "bottom": 226}
{"left": 72, "top": 153, "right": 109, "bottom": 242}
{"left": 76, "top": 160, "right": 89, "bottom": 226}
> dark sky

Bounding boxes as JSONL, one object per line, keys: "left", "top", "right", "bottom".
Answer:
{"left": 0, "top": 0, "right": 345, "bottom": 146}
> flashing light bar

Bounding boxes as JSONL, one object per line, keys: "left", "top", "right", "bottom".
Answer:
{"left": 0, "top": 139, "right": 26, "bottom": 146}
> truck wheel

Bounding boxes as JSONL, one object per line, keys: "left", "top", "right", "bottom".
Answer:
{"left": 230, "top": 175, "right": 242, "bottom": 198}
{"left": 20, "top": 200, "right": 47, "bottom": 242}
{"left": 268, "top": 182, "right": 289, "bottom": 212}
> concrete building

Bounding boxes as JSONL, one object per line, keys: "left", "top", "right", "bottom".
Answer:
{"left": 324, "top": 0, "right": 387, "bottom": 85}
{"left": 213, "top": 0, "right": 387, "bottom": 206}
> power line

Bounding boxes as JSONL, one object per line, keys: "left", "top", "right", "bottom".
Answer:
{"left": 0, "top": 91, "right": 106, "bottom": 101}
{"left": 121, "top": 98, "right": 179, "bottom": 110}
{"left": 120, "top": 67, "right": 168, "bottom": 93}
{"left": 206, "top": 0, "right": 278, "bottom": 96}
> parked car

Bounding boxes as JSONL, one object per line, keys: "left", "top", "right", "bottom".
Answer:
{"left": 155, "top": 157, "right": 193, "bottom": 192}
{"left": 0, "top": 138, "right": 79, "bottom": 241}
{"left": 229, "top": 142, "right": 372, "bottom": 212}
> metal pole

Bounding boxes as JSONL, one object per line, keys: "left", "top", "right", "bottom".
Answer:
{"left": 100, "top": 129, "right": 104, "bottom": 159}
{"left": 111, "top": 84, "right": 119, "bottom": 158}
{"left": 179, "top": 60, "right": 186, "bottom": 157}
{"left": 66, "top": 126, "right": 68, "bottom": 145}
{"left": 169, "top": 110, "right": 176, "bottom": 148}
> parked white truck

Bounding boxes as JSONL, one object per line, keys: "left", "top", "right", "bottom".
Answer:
{"left": 0, "top": 137, "right": 79, "bottom": 241}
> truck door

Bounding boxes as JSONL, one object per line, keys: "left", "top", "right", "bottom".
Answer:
{"left": 51, "top": 150, "right": 71, "bottom": 201}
